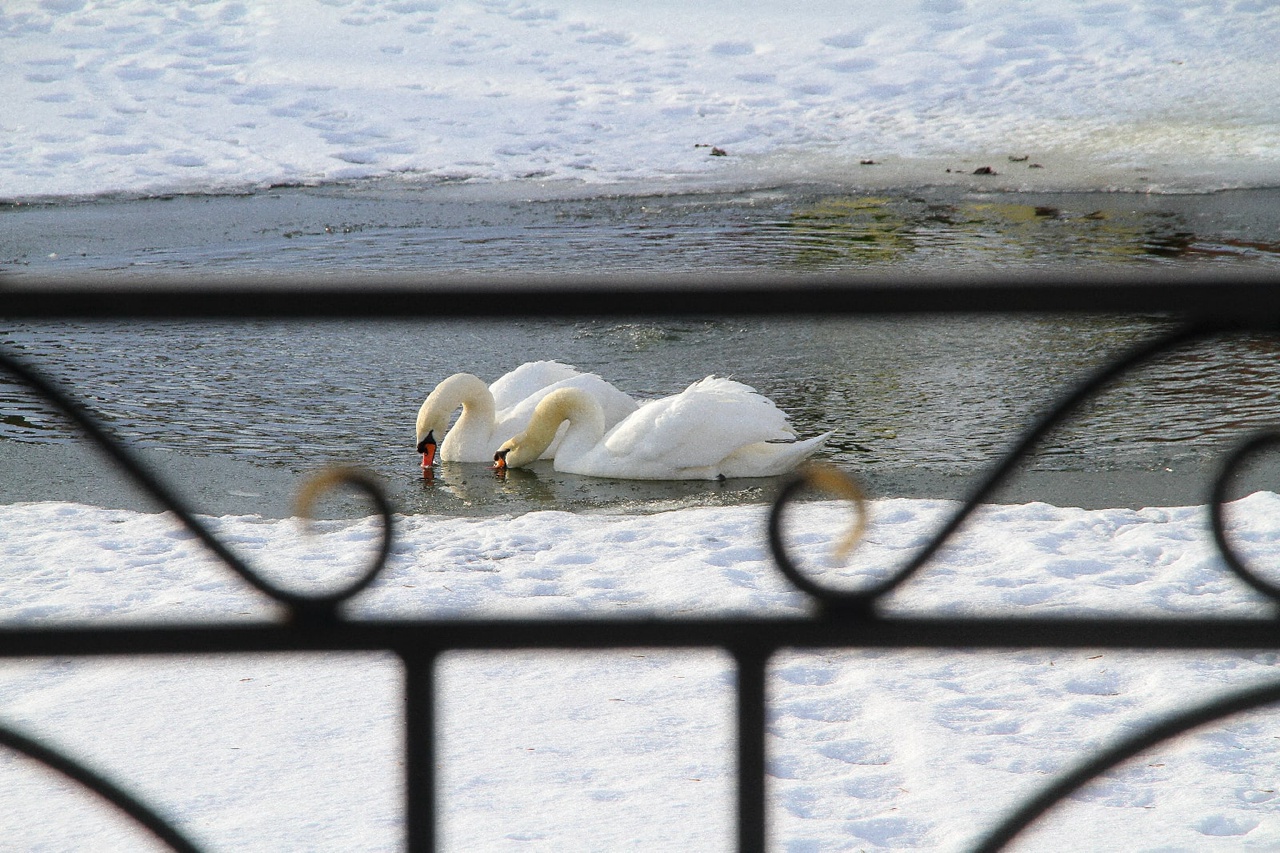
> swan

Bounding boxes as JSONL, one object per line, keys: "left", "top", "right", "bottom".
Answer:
{"left": 415, "top": 361, "right": 638, "bottom": 466}
{"left": 493, "top": 376, "right": 832, "bottom": 480}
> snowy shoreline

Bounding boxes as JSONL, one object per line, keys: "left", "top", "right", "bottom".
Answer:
{"left": 6, "top": 494, "right": 1280, "bottom": 624}
{"left": 8, "top": 151, "right": 1280, "bottom": 209}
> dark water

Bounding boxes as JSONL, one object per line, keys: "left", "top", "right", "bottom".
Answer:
{"left": 4, "top": 313, "right": 1280, "bottom": 517}
{"left": 5, "top": 182, "right": 1280, "bottom": 276}
{"left": 4, "top": 182, "right": 1280, "bottom": 516}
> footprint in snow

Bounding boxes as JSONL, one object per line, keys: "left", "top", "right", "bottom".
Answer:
{"left": 1197, "top": 814, "right": 1259, "bottom": 836}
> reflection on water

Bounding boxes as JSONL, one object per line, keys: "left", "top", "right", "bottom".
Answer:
{"left": 777, "top": 197, "right": 918, "bottom": 265}
{"left": 769, "top": 195, "right": 1280, "bottom": 269}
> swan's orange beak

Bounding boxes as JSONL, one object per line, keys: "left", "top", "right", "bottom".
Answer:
{"left": 417, "top": 432, "right": 438, "bottom": 471}
{"left": 493, "top": 449, "right": 508, "bottom": 472}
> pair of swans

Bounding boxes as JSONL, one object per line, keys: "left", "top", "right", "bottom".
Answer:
{"left": 415, "top": 360, "right": 638, "bottom": 465}
{"left": 416, "top": 361, "right": 830, "bottom": 481}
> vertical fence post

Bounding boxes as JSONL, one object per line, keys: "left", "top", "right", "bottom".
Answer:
{"left": 403, "top": 649, "right": 439, "bottom": 853}
{"left": 734, "top": 646, "right": 769, "bottom": 853}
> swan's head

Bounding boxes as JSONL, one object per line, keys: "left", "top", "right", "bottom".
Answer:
{"left": 415, "top": 373, "right": 490, "bottom": 470}
{"left": 491, "top": 387, "right": 595, "bottom": 471}
{"left": 415, "top": 396, "right": 447, "bottom": 469}
{"left": 492, "top": 435, "right": 538, "bottom": 471}
{"left": 415, "top": 402, "right": 444, "bottom": 469}
{"left": 417, "top": 430, "right": 438, "bottom": 469}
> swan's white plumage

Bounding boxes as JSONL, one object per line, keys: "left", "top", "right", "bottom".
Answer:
{"left": 416, "top": 361, "right": 637, "bottom": 463}
{"left": 486, "top": 360, "right": 582, "bottom": 412}
{"left": 499, "top": 376, "right": 831, "bottom": 480}
{"left": 604, "top": 377, "right": 796, "bottom": 468}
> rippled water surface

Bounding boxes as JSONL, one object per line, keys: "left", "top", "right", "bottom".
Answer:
{"left": 6, "top": 183, "right": 1280, "bottom": 275}
{"left": 4, "top": 314, "right": 1280, "bottom": 515}
{"left": 4, "top": 183, "right": 1280, "bottom": 515}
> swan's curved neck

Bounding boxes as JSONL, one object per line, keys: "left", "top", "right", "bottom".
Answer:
{"left": 509, "top": 387, "right": 606, "bottom": 466}
{"left": 416, "top": 373, "right": 495, "bottom": 442}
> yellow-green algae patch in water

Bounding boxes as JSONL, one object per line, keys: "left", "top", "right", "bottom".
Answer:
{"left": 766, "top": 193, "right": 1280, "bottom": 270}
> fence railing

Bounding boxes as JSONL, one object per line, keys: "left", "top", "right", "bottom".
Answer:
{"left": 4, "top": 272, "right": 1280, "bottom": 851}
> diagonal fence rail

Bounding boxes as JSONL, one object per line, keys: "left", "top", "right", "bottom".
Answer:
{"left": 3, "top": 273, "right": 1280, "bottom": 850}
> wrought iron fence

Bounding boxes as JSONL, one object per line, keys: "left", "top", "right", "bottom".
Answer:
{"left": 4, "top": 273, "right": 1280, "bottom": 851}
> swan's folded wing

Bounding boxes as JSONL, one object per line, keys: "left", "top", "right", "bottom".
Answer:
{"left": 498, "top": 374, "right": 637, "bottom": 429}
{"left": 488, "top": 361, "right": 581, "bottom": 412}
{"left": 604, "top": 377, "right": 797, "bottom": 468}
{"left": 555, "top": 374, "right": 639, "bottom": 426}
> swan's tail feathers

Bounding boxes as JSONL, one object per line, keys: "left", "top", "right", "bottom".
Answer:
{"left": 718, "top": 430, "right": 834, "bottom": 479}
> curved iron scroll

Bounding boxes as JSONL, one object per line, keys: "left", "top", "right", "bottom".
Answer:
{"left": 971, "top": 680, "right": 1280, "bottom": 851}
{"left": 1211, "top": 431, "right": 1280, "bottom": 604}
{"left": 0, "top": 346, "right": 394, "bottom": 624}
{"left": 0, "top": 724, "right": 201, "bottom": 853}
{"left": 769, "top": 321, "right": 1280, "bottom": 613}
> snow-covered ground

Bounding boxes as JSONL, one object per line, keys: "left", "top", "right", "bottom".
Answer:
{"left": 4, "top": 0, "right": 1279, "bottom": 200}
{"left": 5, "top": 494, "right": 1280, "bottom": 850}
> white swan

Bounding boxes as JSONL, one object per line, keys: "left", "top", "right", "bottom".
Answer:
{"left": 494, "top": 376, "right": 832, "bottom": 480}
{"left": 415, "top": 361, "right": 638, "bottom": 465}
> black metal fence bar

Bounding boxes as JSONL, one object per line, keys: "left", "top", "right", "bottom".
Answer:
{"left": 403, "top": 651, "right": 439, "bottom": 853}
{"left": 8, "top": 616, "right": 1280, "bottom": 657}
{"left": 5, "top": 272, "right": 1280, "bottom": 851}
{"left": 735, "top": 648, "right": 769, "bottom": 853}
{"left": 3, "top": 274, "right": 1280, "bottom": 319}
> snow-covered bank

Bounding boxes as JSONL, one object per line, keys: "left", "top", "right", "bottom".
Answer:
{"left": 5, "top": 495, "right": 1280, "bottom": 849}
{"left": 4, "top": 0, "right": 1279, "bottom": 201}
{"left": 3, "top": 495, "right": 1279, "bottom": 624}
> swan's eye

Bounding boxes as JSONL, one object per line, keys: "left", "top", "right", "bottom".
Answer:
{"left": 416, "top": 430, "right": 436, "bottom": 454}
